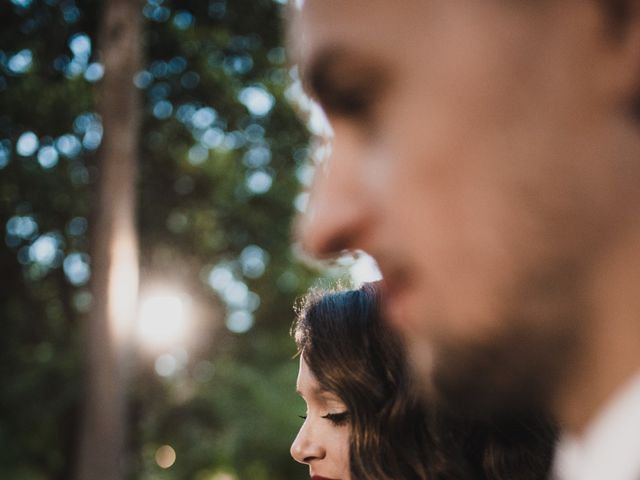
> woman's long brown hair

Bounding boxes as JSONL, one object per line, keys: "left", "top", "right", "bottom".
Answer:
{"left": 292, "top": 283, "right": 556, "bottom": 480}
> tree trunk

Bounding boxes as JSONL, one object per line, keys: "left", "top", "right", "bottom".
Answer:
{"left": 75, "top": 1, "right": 143, "bottom": 479}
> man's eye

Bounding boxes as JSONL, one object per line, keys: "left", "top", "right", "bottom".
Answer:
{"left": 298, "top": 414, "right": 307, "bottom": 420}
{"left": 323, "top": 90, "right": 371, "bottom": 119}
{"left": 321, "top": 411, "right": 350, "bottom": 426}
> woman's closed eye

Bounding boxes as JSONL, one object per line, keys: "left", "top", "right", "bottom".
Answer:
{"left": 297, "top": 411, "right": 350, "bottom": 426}
{"left": 321, "top": 411, "right": 350, "bottom": 426}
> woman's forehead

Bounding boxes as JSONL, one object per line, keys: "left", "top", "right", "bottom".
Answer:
{"left": 296, "top": 356, "right": 343, "bottom": 404}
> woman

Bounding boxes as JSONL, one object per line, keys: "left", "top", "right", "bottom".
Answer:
{"left": 290, "top": 283, "right": 556, "bottom": 480}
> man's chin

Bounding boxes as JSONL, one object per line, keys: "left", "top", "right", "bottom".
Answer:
{"left": 393, "top": 300, "right": 559, "bottom": 418}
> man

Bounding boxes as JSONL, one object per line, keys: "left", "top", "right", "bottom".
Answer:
{"left": 289, "top": 1, "right": 640, "bottom": 479}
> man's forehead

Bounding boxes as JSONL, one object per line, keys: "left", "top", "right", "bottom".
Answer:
{"left": 291, "top": 0, "right": 430, "bottom": 60}
{"left": 291, "top": 0, "right": 424, "bottom": 92}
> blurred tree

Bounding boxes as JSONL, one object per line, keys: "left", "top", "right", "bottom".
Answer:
{"left": 75, "top": 0, "right": 142, "bottom": 479}
{"left": 0, "top": 0, "right": 316, "bottom": 479}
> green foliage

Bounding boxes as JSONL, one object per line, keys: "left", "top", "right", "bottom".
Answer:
{"left": 0, "top": 0, "right": 314, "bottom": 478}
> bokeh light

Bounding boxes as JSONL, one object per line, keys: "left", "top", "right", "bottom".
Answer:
{"left": 206, "top": 262, "right": 260, "bottom": 333}
{"left": 6, "top": 215, "right": 38, "bottom": 239}
{"left": 63, "top": 252, "right": 91, "bottom": 286}
{"left": 226, "top": 310, "right": 254, "bottom": 334}
{"left": 180, "top": 71, "right": 199, "bottom": 89}
{"left": 67, "top": 216, "right": 88, "bottom": 236}
{"left": 16, "top": 131, "right": 39, "bottom": 156}
{"left": 68, "top": 33, "right": 91, "bottom": 58}
{"left": 238, "top": 86, "right": 274, "bottom": 117}
{"left": 222, "top": 280, "right": 248, "bottom": 309}
{"left": 55, "top": 134, "right": 82, "bottom": 157}
{"left": 37, "top": 145, "right": 59, "bottom": 168}
{"left": 242, "top": 145, "right": 271, "bottom": 168}
{"left": 245, "top": 170, "right": 273, "bottom": 194}
{"left": 154, "top": 353, "right": 177, "bottom": 377}
{"left": 137, "top": 289, "right": 192, "bottom": 352}
{"left": 65, "top": 33, "right": 92, "bottom": 79}
{"left": 207, "top": 264, "right": 233, "bottom": 291}
{"left": 133, "top": 70, "right": 153, "bottom": 89}
{"left": 294, "top": 192, "right": 309, "bottom": 213}
{"left": 224, "top": 54, "right": 253, "bottom": 75}
{"left": 72, "top": 113, "right": 103, "bottom": 150}
{"left": 11, "top": 0, "right": 33, "bottom": 8}
{"left": 191, "top": 107, "right": 217, "bottom": 129}
{"left": 0, "top": 142, "right": 10, "bottom": 168}
{"left": 62, "top": 3, "right": 80, "bottom": 24}
{"left": 152, "top": 100, "right": 173, "bottom": 119}
{"left": 296, "top": 163, "right": 314, "bottom": 186}
{"left": 29, "top": 233, "right": 61, "bottom": 266}
{"left": 154, "top": 348, "right": 188, "bottom": 378}
{"left": 212, "top": 473, "right": 237, "bottom": 480}
{"left": 173, "top": 10, "right": 194, "bottom": 30}
{"left": 201, "top": 127, "right": 224, "bottom": 149}
{"left": 144, "top": 3, "right": 171, "bottom": 23}
{"left": 155, "top": 445, "right": 176, "bottom": 469}
{"left": 7, "top": 49, "right": 33, "bottom": 74}
{"left": 240, "top": 244, "right": 269, "bottom": 279}
{"left": 84, "top": 62, "right": 104, "bottom": 82}
{"left": 188, "top": 144, "right": 208, "bottom": 165}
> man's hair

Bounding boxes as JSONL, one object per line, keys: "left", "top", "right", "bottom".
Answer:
{"left": 292, "top": 283, "right": 557, "bottom": 480}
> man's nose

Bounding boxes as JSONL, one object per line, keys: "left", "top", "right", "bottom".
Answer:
{"left": 290, "top": 421, "right": 326, "bottom": 465}
{"left": 296, "top": 141, "right": 370, "bottom": 259}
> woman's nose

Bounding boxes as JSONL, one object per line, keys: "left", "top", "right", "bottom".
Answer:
{"left": 290, "top": 421, "right": 326, "bottom": 465}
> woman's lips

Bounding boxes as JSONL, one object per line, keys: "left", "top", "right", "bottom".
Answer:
{"left": 311, "top": 476, "right": 340, "bottom": 480}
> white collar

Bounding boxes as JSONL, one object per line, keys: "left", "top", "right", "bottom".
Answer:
{"left": 553, "top": 372, "right": 640, "bottom": 480}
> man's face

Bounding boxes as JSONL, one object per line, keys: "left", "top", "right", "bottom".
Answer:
{"left": 292, "top": 1, "right": 640, "bottom": 415}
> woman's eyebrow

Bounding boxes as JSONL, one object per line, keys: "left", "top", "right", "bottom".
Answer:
{"left": 296, "top": 385, "right": 338, "bottom": 402}
{"left": 295, "top": 385, "right": 321, "bottom": 398}
{"left": 316, "top": 390, "right": 343, "bottom": 404}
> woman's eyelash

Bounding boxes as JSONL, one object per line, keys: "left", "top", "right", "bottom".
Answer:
{"left": 321, "top": 411, "right": 350, "bottom": 426}
{"left": 297, "top": 412, "right": 350, "bottom": 425}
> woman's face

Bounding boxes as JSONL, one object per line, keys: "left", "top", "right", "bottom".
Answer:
{"left": 291, "top": 355, "right": 351, "bottom": 480}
